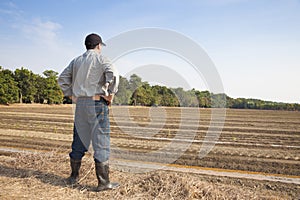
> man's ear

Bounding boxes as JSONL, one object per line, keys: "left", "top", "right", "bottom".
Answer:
{"left": 96, "top": 44, "right": 102, "bottom": 52}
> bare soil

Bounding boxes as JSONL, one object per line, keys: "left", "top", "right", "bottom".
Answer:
{"left": 0, "top": 104, "right": 299, "bottom": 199}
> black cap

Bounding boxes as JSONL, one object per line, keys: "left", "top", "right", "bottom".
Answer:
{"left": 85, "top": 33, "right": 106, "bottom": 49}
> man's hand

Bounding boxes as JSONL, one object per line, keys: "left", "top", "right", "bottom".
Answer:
{"left": 102, "top": 82, "right": 110, "bottom": 96}
{"left": 69, "top": 96, "right": 77, "bottom": 103}
{"left": 101, "top": 94, "right": 114, "bottom": 106}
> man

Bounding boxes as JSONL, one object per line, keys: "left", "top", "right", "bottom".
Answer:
{"left": 58, "top": 33, "right": 119, "bottom": 191}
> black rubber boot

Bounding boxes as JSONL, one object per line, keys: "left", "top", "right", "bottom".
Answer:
{"left": 95, "top": 162, "right": 119, "bottom": 191}
{"left": 66, "top": 158, "right": 81, "bottom": 184}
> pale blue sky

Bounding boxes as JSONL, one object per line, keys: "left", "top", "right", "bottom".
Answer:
{"left": 0, "top": 0, "right": 299, "bottom": 103}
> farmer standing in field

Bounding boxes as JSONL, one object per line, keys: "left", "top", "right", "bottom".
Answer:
{"left": 58, "top": 33, "right": 119, "bottom": 191}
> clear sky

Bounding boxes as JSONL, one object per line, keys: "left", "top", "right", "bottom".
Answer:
{"left": 0, "top": 0, "right": 299, "bottom": 103}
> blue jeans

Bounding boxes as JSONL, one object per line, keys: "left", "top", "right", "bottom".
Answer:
{"left": 69, "top": 97, "right": 110, "bottom": 163}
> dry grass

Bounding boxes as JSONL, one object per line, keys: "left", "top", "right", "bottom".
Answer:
{"left": 0, "top": 149, "right": 293, "bottom": 200}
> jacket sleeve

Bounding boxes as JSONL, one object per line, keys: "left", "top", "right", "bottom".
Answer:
{"left": 102, "top": 57, "right": 119, "bottom": 94}
{"left": 58, "top": 60, "right": 74, "bottom": 97}
{"left": 108, "top": 69, "right": 119, "bottom": 94}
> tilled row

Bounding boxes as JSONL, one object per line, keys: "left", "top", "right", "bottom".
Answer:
{"left": 0, "top": 134, "right": 299, "bottom": 176}
{"left": 0, "top": 118, "right": 299, "bottom": 147}
{"left": 0, "top": 106, "right": 299, "bottom": 178}
{"left": 1, "top": 112, "right": 300, "bottom": 132}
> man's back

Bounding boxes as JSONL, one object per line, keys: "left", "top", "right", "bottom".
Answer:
{"left": 58, "top": 49, "right": 118, "bottom": 98}
{"left": 72, "top": 50, "right": 106, "bottom": 97}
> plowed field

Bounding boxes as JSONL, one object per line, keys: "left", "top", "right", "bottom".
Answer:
{"left": 0, "top": 104, "right": 299, "bottom": 199}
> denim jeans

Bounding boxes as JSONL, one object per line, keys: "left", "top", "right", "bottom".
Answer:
{"left": 69, "top": 97, "right": 110, "bottom": 163}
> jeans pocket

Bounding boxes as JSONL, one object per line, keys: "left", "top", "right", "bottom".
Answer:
{"left": 95, "top": 101, "right": 109, "bottom": 126}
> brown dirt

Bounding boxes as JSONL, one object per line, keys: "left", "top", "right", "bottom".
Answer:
{"left": 0, "top": 151, "right": 298, "bottom": 200}
{"left": 0, "top": 104, "right": 299, "bottom": 199}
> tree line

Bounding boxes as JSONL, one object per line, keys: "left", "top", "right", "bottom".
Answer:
{"left": 114, "top": 74, "right": 300, "bottom": 111}
{"left": 0, "top": 66, "right": 63, "bottom": 104}
{"left": 0, "top": 66, "right": 299, "bottom": 111}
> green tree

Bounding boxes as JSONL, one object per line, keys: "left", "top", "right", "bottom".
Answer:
{"left": 42, "top": 70, "right": 63, "bottom": 104}
{"left": 114, "top": 76, "right": 132, "bottom": 105}
{"left": 173, "top": 87, "right": 188, "bottom": 106}
{"left": 129, "top": 74, "right": 153, "bottom": 106}
{"left": 131, "top": 83, "right": 154, "bottom": 106}
{"left": 34, "top": 74, "right": 46, "bottom": 103}
{"left": 156, "top": 86, "right": 179, "bottom": 107}
{"left": 195, "top": 90, "right": 211, "bottom": 108}
{"left": 174, "top": 88, "right": 198, "bottom": 107}
{"left": 129, "top": 74, "right": 143, "bottom": 92}
{"left": 14, "top": 67, "right": 37, "bottom": 103}
{"left": 0, "top": 67, "right": 19, "bottom": 104}
{"left": 211, "top": 93, "right": 227, "bottom": 108}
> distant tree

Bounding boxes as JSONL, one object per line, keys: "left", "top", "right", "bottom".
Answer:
{"left": 149, "top": 85, "right": 161, "bottom": 105}
{"left": 232, "top": 98, "right": 247, "bottom": 109}
{"left": 129, "top": 74, "right": 155, "bottom": 106}
{"left": 181, "top": 89, "right": 198, "bottom": 107}
{"left": 293, "top": 103, "right": 300, "bottom": 111}
{"left": 1, "top": 67, "right": 298, "bottom": 110}
{"left": 14, "top": 67, "right": 37, "bottom": 103}
{"left": 34, "top": 74, "right": 46, "bottom": 103}
{"left": 156, "top": 86, "right": 179, "bottom": 107}
{"left": 195, "top": 90, "right": 211, "bottom": 108}
{"left": 114, "top": 76, "right": 132, "bottom": 105}
{"left": 0, "top": 67, "right": 19, "bottom": 104}
{"left": 131, "top": 83, "right": 154, "bottom": 106}
{"left": 225, "top": 96, "right": 234, "bottom": 108}
{"left": 42, "top": 70, "right": 63, "bottom": 104}
{"left": 211, "top": 93, "right": 227, "bottom": 108}
{"left": 129, "top": 74, "right": 143, "bottom": 92}
{"left": 173, "top": 87, "right": 193, "bottom": 107}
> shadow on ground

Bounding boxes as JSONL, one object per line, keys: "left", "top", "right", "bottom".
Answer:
{"left": 0, "top": 165, "right": 98, "bottom": 192}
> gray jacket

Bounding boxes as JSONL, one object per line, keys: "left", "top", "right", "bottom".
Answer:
{"left": 58, "top": 49, "right": 119, "bottom": 97}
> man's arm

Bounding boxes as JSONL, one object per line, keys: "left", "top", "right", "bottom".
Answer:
{"left": 102, "top": 58, "right": 119, "bottom": 105}
{"left": 58, "top": 60, "right": 74, "bottom": 97}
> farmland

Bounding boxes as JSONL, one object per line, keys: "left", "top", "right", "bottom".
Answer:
{"left": 0, "top": 104, "right": 299, "bottom": 199}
